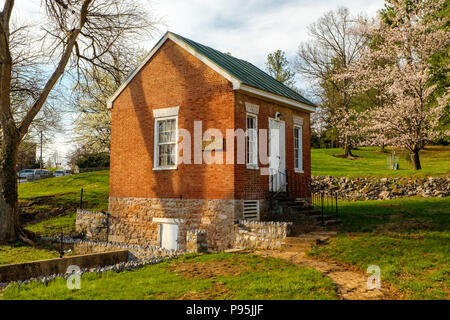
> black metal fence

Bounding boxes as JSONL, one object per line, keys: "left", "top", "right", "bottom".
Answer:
{"left": 311, "top": 191, "right": 339, "bottom": 224}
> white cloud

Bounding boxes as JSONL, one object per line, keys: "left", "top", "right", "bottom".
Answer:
{"left": 150, "top": 0, "right": 385, "bottom": 68}
{"left": 11, "top": 0, "right": 385, "bottom": 67}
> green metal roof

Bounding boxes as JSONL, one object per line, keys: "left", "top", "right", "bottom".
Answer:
{"left": 170, "top": 32, "right": 316, "bottom": 107}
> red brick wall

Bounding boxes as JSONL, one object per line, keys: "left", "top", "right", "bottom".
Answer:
{"left": 234, "top": 92, "right": 311, "bottom": 200}
{"left": 110, "top": 39, "right": 311, "bottom": 202}
{"left": 110, "top": 39, "right": 235, "bottom": 200}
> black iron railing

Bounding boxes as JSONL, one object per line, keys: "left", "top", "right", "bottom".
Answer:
{"left": 269, "top": 169, "right": 287, "bottom": 198}
{"left": 311, "top": 191, "right": 339, "bottom": 224}
{"left": 286, "top": 171, "right": 311, "bottom": 199}
{"left": 269, "top": 169, "right": 312, "bottom": 200}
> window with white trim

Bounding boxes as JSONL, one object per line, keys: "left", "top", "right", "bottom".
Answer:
{"left": 246, "top": 114, "right": 258, "bottom": 168}
{"left": 154, "top": 117, "right": 177, "bottom": 169}
{"left": 294, "top": 125, "right": 303, "bottom": 172}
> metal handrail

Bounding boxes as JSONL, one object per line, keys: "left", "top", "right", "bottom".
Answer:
{"left": 286, "top": 172, "right": 311, "bottom": 200}
{"left": 269, "top": 169, "right": 288, "bottom": 198}
{"left": 269, "top": 169, "right": 313, "bottom": 200}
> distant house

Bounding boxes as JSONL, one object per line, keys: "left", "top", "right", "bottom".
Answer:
{"left": 107, "top": 32, "right": 316, "bottom": 251}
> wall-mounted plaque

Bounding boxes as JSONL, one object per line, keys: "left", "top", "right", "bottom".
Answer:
{"left": 202, "top": 137, "right": 224, "bottom": 151}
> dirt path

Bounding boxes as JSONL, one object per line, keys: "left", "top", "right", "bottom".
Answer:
{"left": 255, "top": 249, "right": 397, "bottom": 300}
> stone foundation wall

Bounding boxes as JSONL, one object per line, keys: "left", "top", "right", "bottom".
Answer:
{"left": 75, "top": 210, "right": 109, "bottom": 241}
{"left": 108, "top": 197, "right": 236, "bottom": 251}
{"left": 186, "top": 230, "right": 208, "bottom": 253}
{"left": 233, "top": 220, "right": 292, "bottom": 250}
{"left": 312, "top": 176, "right": 449, "bottom": 201}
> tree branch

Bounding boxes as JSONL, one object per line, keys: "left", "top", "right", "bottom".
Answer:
{"left": 18, "top": 0, "right": 93, "bottom": 140}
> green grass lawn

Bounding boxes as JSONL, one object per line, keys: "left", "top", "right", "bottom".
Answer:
{"left": 0, "top": 242, "right": 61, "bottom": 265}
{"left": 19, "top": 170, "right": 109, "bottom": 211}
{"left": 11, "top": 154, "right": 450, "bottom": 300}
{"left": 309, "top": 197, "right": 450, "bottom": 300}
{"left": 20, "top": 171, "right": 109, "bottom": 237}
{"left": 311, "top": 146, "right": 450, "bottom": 178}
{"left": 0, "top": 172, "right": 110, "bottom": 265}
{"left": 1, "top": 253, "right": 339, "bottom": 300}
{"left": 25, "top": 212, "right": 77, "bottom": 237}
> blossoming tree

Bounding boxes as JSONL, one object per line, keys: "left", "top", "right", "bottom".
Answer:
{"left": 354, "top": 0, "right": 449, "bottom": 169}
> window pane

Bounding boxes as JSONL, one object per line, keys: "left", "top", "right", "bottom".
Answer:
{"left": 247, "top": 117, "right": 252, "bottom": 129}
{"left": 246, "top": 115, "right": 257, "bottom": 166}
{"left": 158, "top": 119, "right": 176, "bottom": 144}
{"left": 159, "top": 144, "right": 165, "bottom": 166}
{"left": 294, "top": 127, "right": 302, "bottom": 170}
{"left": 168, "top": 144, "right": 175, "bottom": 166}
{"left": 157, "top": 119, "right": 177, "bottom": 167}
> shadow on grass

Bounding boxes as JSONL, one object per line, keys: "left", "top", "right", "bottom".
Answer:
{"left": 336, "top": 197, "right": 450, "bottom": 233}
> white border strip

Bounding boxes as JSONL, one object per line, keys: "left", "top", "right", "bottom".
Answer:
{"left": 239, "top": 85, "right": 316, "bottom": 113}
{"left": 153, "top": 106, "right": 179, "bottom": 118}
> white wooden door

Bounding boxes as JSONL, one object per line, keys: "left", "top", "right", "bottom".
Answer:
{"left": 160, "top": 223, "right": 178, "bottom": 250}
{"left": 269, "top": 118, "right": 286, "bottom": 192}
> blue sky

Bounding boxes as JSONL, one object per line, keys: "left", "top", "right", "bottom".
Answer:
{"left": 11, "top": 0, "right": 385, "bottom": 165}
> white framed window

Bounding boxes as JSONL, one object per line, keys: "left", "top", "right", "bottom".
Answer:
{"left": 153, "top": 109, "right": 178, "bottom": 170}
{"left": 294, "top": 125, "right": 303, "bottom": 173}
{"left": 246, "top": 113, "right": 258, "bottom": 169}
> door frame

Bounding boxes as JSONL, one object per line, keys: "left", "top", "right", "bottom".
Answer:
{"left": 160, "top": 223, "right": 179, "bottom": 251}
{"left": 268, "top": 117, "right": 286, "bottom": 192}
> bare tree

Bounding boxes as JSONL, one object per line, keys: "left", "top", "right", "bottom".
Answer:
{"left": 295, "top": 7, "right": 369, "bottom": 157}
{"left": 0, "top": 0, "right": 159, "bottom": 242}
{"left": 72, "top": 48, "right": 148, "bottom": 153}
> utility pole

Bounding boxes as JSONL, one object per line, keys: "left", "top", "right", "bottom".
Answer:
{"left": 40, "top": 130, "right": 43, "bottom": 169}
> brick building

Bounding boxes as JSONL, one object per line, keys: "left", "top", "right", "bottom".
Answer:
{"left": 107, "top": 32, "right": 316, "bottom": 251}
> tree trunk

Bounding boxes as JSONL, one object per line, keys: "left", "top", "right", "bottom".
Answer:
{"left": 343, "top": 135, "right": 354, "bottom": 158}
{"left": 0, "top": 132, "right": 20, "bottom": 242}
{"left": 410, "top": 150, "right": 422, "bottom": 170}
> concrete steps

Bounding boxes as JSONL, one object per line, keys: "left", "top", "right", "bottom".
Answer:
{"left": 270, "top": 197, "right": 343, "bottom": 237}
{"left": 282, "top": 231, "right": 337, "bottom": 252}
{"left": 323, "top": 219, "right": 343, "bottom": 226}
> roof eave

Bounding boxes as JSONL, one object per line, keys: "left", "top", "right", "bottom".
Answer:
{"left": 107, "top": 31, "right": 317, "bottom": 114}
{"left": 236, "top": 84, "right": 316, "bottom": 113}
{"left": 107, "top": 31, "right": 241, "bottom": 109}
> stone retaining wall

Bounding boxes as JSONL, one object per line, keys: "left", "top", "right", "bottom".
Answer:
{"left": 75, "top": 210, "right": 109, "bottom": 241}
{"left": 312, "top": 176, "right": 449, "bottom": 201}
{"left": 233, "top": 220, "right": 292, "bottom": 249}
{"left": 0, "top": 250, "right": 128, "bottom": 283}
